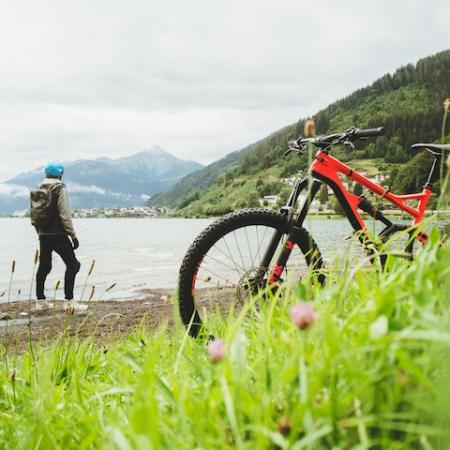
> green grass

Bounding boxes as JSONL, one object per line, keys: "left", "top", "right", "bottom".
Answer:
{"left": 1, "top": 233, "right": 450, "bottom": 449}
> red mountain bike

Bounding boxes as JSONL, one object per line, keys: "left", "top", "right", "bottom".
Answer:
{"left": 178, "top": 126, "right": 448, "bottom": 337}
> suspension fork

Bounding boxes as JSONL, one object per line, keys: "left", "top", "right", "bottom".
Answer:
{"left": 257, "top": 177, "right": 322, "bottom": 284}
{"left": 268, "top": 178, "right": 322, "bottom": 283}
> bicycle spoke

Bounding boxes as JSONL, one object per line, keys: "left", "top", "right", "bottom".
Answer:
{"left": 232, "top": 230, "right": 246, "bottom": 270}
{"left": 254, "top": 225, "right": 269, "bottom": 268}
{"left": 255, "top": 225, "right": 261, "bottom": 263}
{"left": 196, "top": 264, "right": 236, "bottom": 286}
{"left": 244, "top": 226, "right": 255, "bottom": 268}
{"left": 203, "top": 253, "right": 243, "bottom": 277}
{"left": 212, "top": 243, "right": 246, "bottom": 273}
{"left": 197, "top": 225, "right": 292, "bottom": 291}
{"left": 220, "top": 235, "right": 246, "bottom": 274}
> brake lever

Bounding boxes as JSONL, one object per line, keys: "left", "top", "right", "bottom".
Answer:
{"left": 284, "top": 146, "right": 299, "bottom": 157}
{"left": 284, "top": 143, "right": 306, "bottom": 157}
{"left": 342, "top": 140, "right": 355, "bottom": 150}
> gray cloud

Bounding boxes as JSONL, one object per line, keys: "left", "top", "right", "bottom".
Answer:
{"left": 0, "top": 183, "right": 29, "bottom": 198}
{"left": 0, "top": 0, "right": 449, "bottom": 180}
{"left": 65, "top": 183, "right": 107, "bottom": 195}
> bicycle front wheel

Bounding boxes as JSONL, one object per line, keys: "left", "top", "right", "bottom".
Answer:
{"left": 178, "top": 208, "right": 323, "bottom": 337}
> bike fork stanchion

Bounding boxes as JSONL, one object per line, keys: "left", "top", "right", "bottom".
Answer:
{"left": 257, "top": 229, "right": 284, "bottom": 280}
{"left": 295, "top": 179, "right": 322, "bottom": 226}
{"left": 268, "top": 179, "right": 322, "bottom": 284}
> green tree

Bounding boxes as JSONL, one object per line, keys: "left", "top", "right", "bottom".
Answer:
{"left": 256, "top": 181, "right": 283, "bottom": 197}
{"left": 332, "top": 198, "right": 345, "bottom": 216}
{"left": 178, "top": 190, "right": 200, "bottom": 209}
{"left": 389, "top": 167, "right": 399, "bottom": 189}
{"left": 247, "top": 192, "right": 260, "bottom": 208}
{"left": 392, "top": 152, "right": 435, "bottom": 194}
{"left": 353, "top": 183, "right": 363, "bottom": 196}
{"left": 276, "top": 187, "right": 292, "bottom": 208}
{"left": 318, "top": 185, "right": 329, "bottom": 205}
{"left": 190, "top": 201, "right": 204, "bottom": 216}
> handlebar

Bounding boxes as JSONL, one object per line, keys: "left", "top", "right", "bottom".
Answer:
{"left": 286, "top": 126, "right": 385, "bottom": 155}
{"left": 353, "top": 127, "right": 385, "bottom": 139}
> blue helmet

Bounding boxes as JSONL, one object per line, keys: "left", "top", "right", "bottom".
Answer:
{"left": 44, "top": 162, "right": 64, "bottom": 178}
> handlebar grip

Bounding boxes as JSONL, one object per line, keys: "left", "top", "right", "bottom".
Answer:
{"left": 354, "top": 127, "right": 385, "bottom": 138}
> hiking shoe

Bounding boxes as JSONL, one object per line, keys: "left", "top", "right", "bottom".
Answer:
{"left": 34, "top": 300, "right": 54, "bottom": 311}
{"left": 64, "top": 301, "right": 88, "bottom": 315}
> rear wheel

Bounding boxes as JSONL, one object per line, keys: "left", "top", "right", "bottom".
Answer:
{"left": 178, "top": 208, "right": 323, "bottom": 337}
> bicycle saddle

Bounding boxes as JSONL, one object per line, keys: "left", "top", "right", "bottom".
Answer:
{"left": 411, "top": 143, "right": 450, "bottom": 155}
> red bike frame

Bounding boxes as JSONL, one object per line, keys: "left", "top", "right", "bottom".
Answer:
{"left": 310, "top": 150, "right": 430, "bottom": 242}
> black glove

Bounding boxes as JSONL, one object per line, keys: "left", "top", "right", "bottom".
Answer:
{"left": 72, "top": 238, "right": 79, "bottom": 250}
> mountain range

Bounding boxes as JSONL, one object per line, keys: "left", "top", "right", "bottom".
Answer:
{"left": 149, "top": 49, "right": 450, "bottom": 215}
{"left": 0, "top": 147, "right": 202, "bottom": 214}
{"left": 2, "top": 50, "right": 449, "bottom": 216}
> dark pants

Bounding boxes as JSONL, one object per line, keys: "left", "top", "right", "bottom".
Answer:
{"left": 36, "top": 235, "right": 81, "bottom": 300}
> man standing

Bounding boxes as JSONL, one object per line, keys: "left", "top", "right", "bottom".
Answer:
{"left": 31, "top": 162, "right": 80, "bottom": 301}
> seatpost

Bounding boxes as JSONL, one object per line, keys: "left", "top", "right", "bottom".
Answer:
{"left": 423, "top": 156, "right": 438, "bottom": 189}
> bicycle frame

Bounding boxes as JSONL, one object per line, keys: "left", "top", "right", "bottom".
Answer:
{"left": 309, "top": 151, "right": 431, "bottom": 236}
{"left": 264, "top": 149, "right": 431, "bottom": 284}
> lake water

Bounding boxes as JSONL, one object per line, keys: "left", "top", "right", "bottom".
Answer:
{"left": 0, "top": 217, "right": 407, "bottom": 302}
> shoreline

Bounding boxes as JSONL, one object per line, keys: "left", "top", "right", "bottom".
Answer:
{"left": 4, "top": 209, "right": 450, "bottom": 219}
{"left": 0, "top": 292, "right": 175, "bottom": 352}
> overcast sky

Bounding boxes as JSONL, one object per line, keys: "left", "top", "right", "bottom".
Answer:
{"left": 0, "top": 0, "right": 449, "bottom": 181}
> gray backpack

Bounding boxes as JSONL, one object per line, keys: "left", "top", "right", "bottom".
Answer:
{"left": 30, "top": 184, "right": 62, "bottom": 228}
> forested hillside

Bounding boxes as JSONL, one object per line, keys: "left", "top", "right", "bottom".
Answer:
{"left": 151, "top": 50, "right": 450, "bottom": 215}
